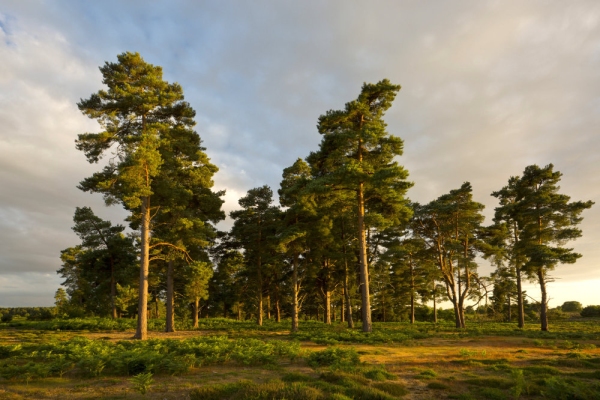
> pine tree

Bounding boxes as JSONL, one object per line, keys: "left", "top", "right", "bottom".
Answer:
{"left": 413, "top": 183, "right": 485, "bottom": 328}
{"left": 230, "top": 186, "right": 281, "bottom": 326}
{"left": 278, "top": 158, "right": 315, "bottom": 331}
{"left": 491, "top": 177, "right": 528, "bottom": 328}
{"left": 515, "top": 164, "right": 593, "bottom": 331}
{"left": 76, "top": 52, "right": 222, "bottom": 339}
{"left": 308, "top": 79, "right": 412, "bottom": 332}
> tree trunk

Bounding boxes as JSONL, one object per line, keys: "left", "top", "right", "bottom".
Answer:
{"left": 344, "top": 262, "right": 354, "bottom": 328}
{"left": 257, "top": 255, "right": 263, "bottom": 326}
{"left": 134, "top": 196, "right": 150, "bottom": 340}
{"left": 266, "top": 294, "right": 271, "bottom": 320}
{"left": 410, "top": 256, "right": 415, "bottom": 324}
{"left": 324, "top": 289, "right": 331, "bottom": 324}
{"left": 357, "top": 181, "right": 372, "bottom": 332}
{"left": 275, "top": 298, "right": 281, "bottom": 322}
{"left": 516, "top": 264, "right": 525, "bottom": 328}
{"left": 110, "top": 257, "right": 117, "bottom": 319}
{"left": 341, "top": 292, "right": 345, "bottom": 323}
{"left": 193, "top": 297, "right": 199, "bottom": 328}
{"left": 453, "top": 301, "right": 461, "bottom": 328}
{"left": 538, "top": 268, "right": 549, "bottom": 331}
{"left": 166, "top": 260, "right": 175, "bottom": 332}
{"left": 410, "top": 292, "right": 415, "bottom": 324}
{"left": 507, "top": 294, "right": 512, "bottom": 322}
{"left": 291, "top": 254, "right": 299, "bottom": 332}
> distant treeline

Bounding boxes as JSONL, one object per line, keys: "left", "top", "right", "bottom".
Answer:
{"left": 0, "top": 307, "right": 56, "bottom": 322}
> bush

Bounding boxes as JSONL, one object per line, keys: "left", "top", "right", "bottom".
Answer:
{"left": 581, "top": 306, "right": 600, "bottom": 318}
{"left": 543, "top": 376, "right": 600, "bottom": 399}
{"left": 562, "top": 301, "right": 583, "bottom": 312}
{"left": 307, "top": 347, "right": 361, "bottom": 370}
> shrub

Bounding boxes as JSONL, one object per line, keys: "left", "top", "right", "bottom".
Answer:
{"left": 542, "top": 376, "right": 600, "bottom": 399}
{"left": 363, "top": 367, "right": 396, "bottom": 381}
{"left": 417, "top": 369, "right": 437, "bottom": 379}
{"left": 307, "top": 347, "right": 361, "bottom": 370}
{"left": 562, "top": 301, "right": 583, "bottom": 312}
{"left": 130, "top": 372, "right": 153, "bottom": 395}
{"left": 581, "top": 305, "right": 600, "bottom": 318}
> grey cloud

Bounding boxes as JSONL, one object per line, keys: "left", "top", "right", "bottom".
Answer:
{"left": 0, "top": 0, "right": 598, "bottom": 307}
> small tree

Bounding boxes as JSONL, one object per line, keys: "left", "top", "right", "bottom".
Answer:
{"left": 185, "top": 261, "right": 213, "bottom": 328}
{"left": 54, "top": 288, "right": 69, "bottom": 317}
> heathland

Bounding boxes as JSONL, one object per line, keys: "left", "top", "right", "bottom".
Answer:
{"left": 2, "top": 317, "right": 600, "bottom": 399}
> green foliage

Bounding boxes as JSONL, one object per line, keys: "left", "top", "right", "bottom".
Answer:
{"left": 307, "top": 347, "right": 361, "bottom": 370}
{"left": 417, "top": 369, "right": 437, "bottom": 379}
{"left": 561, "top": 301, "right": 583, "bottom": 312}
{"left": 0, "top": 335, "right": 301, "bottom": 380}
{"left": 581, "top": 305, "right": 600, "bottom": 318}
{"left": 130, "top": 372, "right": 153, "bottom": 395}
{"left": 511, "top": 369, "right": 525, "bottom": 398}
{"left": 542, "top": 376, "right": 600, "bottom": 399}
{"left": 362, "top": 367, "right": 396, "bottom": 381}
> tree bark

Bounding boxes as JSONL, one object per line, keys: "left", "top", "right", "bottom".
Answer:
{"left": 516, "top": 264, "right": 525, "bottom": 328}
{"left": 538, "top": 268, "right": 549, "bottom": 331}
{"left": 324, "top": 288, "right": 331, "bottom": 324}
{"left": 410, "top": 255, "right": 415, "bottom": 324}
{"left": 344, "top": 267, "right": 354, "bottom": 328}
{"left": 193, "top": 297, "right": 199, "bottom": 328}
{"left": 410, "top": 293, "right": 415, "bottom": 324}
{"left": 341, "top": 292, "right": 345, "bottom": 323}
{"left": 357, "top": 133, "right": 372, "bottom": 333}
{"left": 166, "top": 260, "right": 175, "bottom": 332}
{"left": 357, "top": 182, "right": 372, "bottom": 332}
{"left": 291, "top": 253, "right": 299, "bottom": 332}
{"left": 134, "top": 196, "right": 150, "bottom": 340}
{"left": 110, "top": 257, "right": 117, "bottom": 319}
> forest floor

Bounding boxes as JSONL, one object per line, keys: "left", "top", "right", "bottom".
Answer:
{"left": 1, "top": 318, "right": 600, "bottom": 399}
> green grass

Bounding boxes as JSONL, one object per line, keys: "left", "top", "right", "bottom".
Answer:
{"left": 3, "top": 317, "right": 600, "bottom": 398}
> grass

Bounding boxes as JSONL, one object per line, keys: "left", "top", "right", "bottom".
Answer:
{"left": 1, "top": 317, "right": 600, "bottom": 398}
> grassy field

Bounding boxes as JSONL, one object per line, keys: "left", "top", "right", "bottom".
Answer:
{"left": 1, "top": 318, "right": 600, "bottom": 399}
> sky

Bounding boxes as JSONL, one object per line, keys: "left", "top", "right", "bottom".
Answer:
{"left": 0, "top": 1, "right": 598, "bottom": 308}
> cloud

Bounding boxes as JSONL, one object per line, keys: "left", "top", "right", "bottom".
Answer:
{"left": 0, "top": 1, "right": 598, "bottom": 307}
